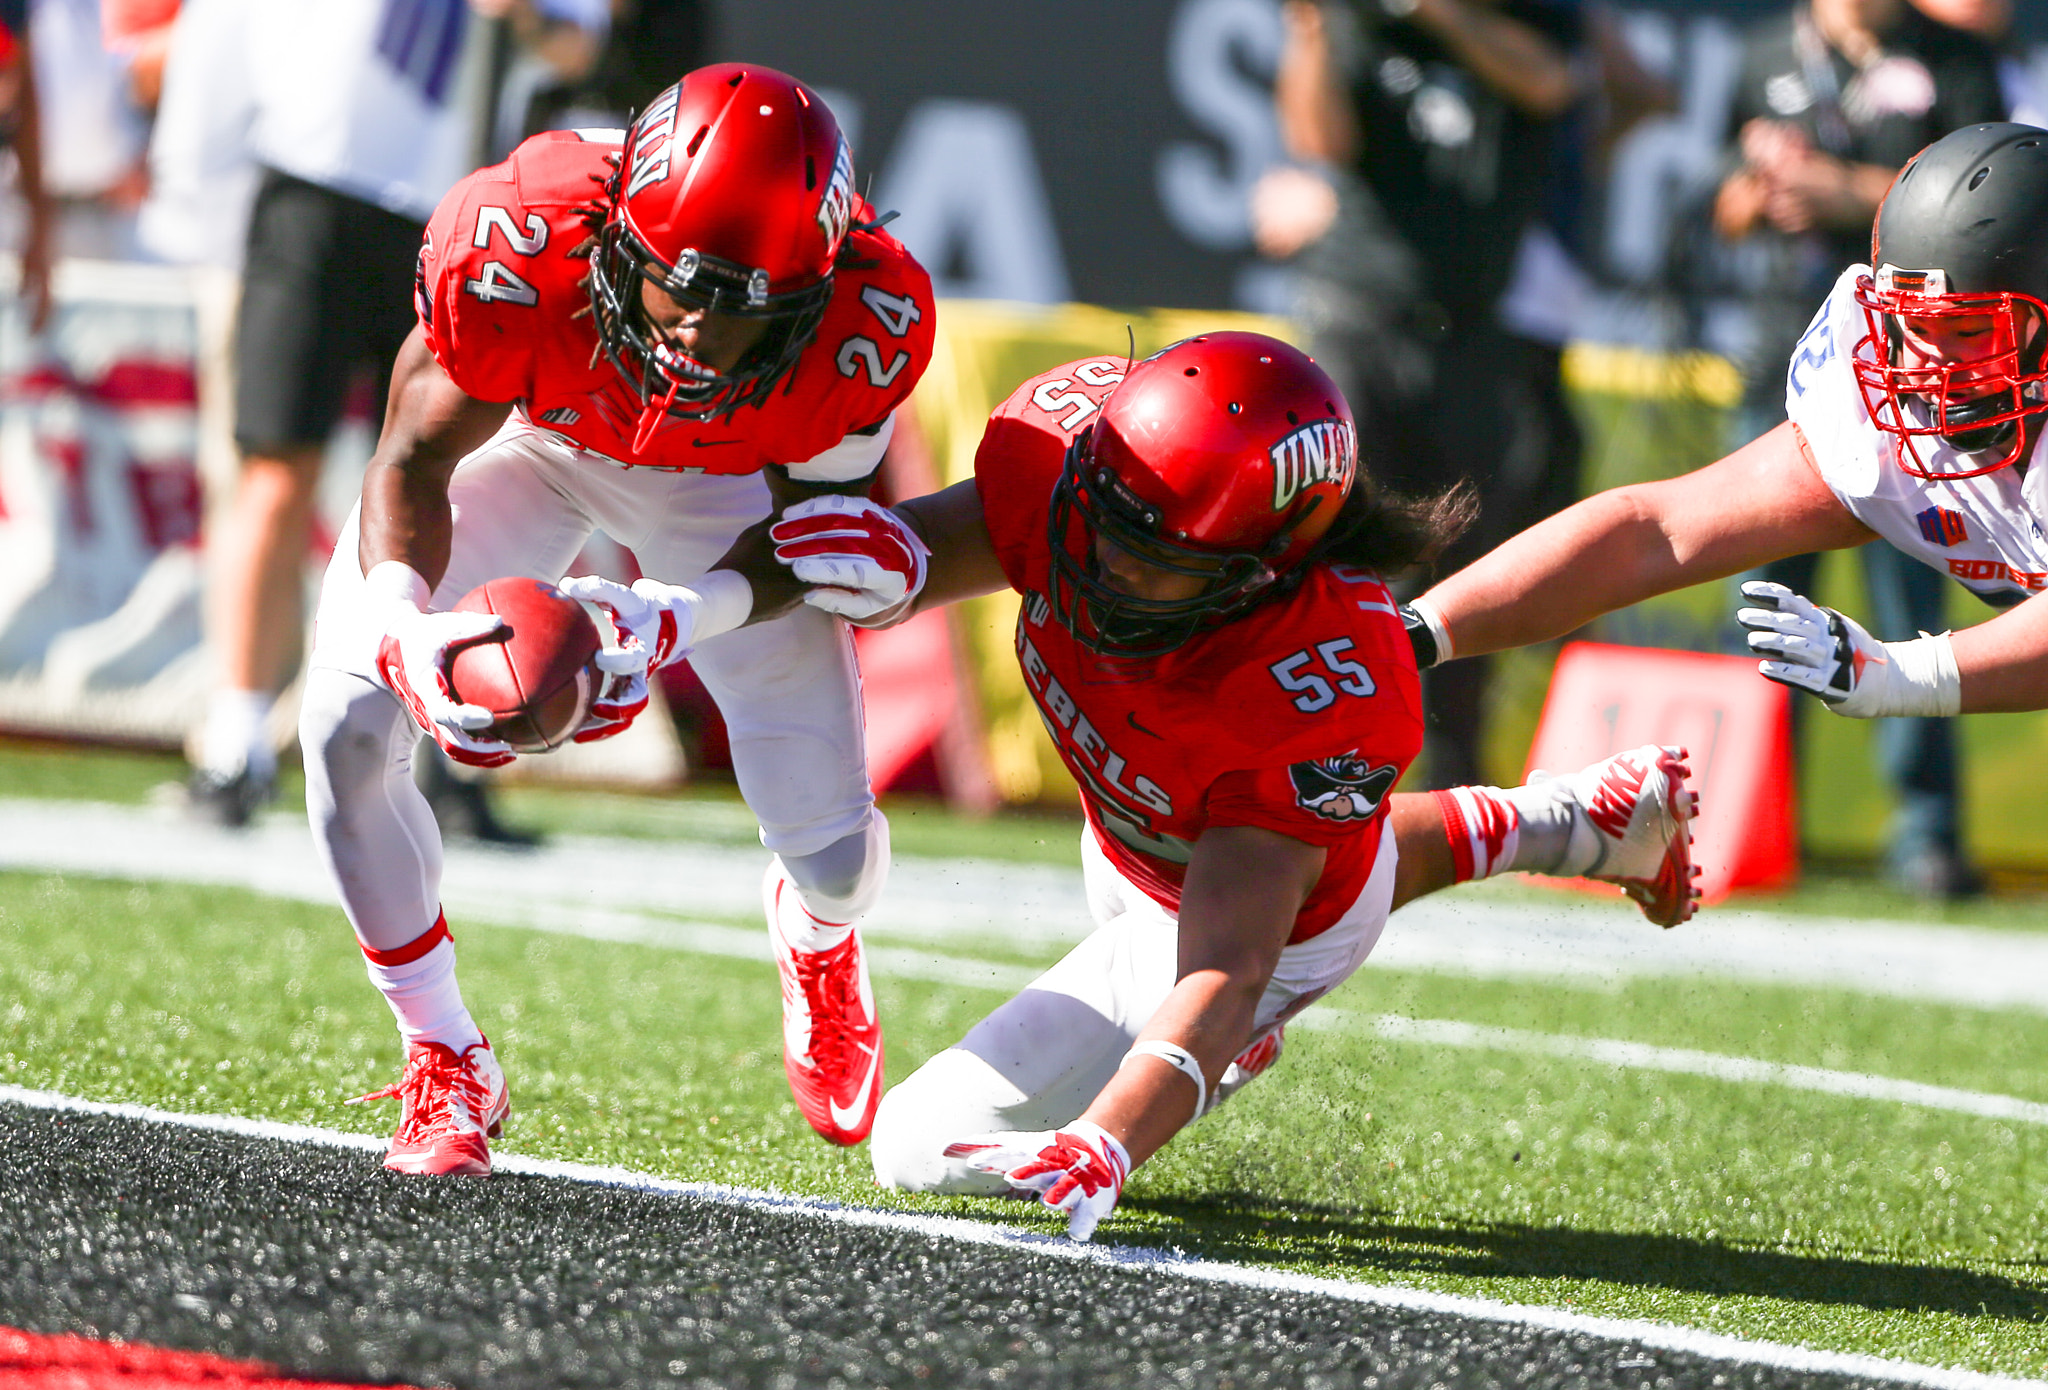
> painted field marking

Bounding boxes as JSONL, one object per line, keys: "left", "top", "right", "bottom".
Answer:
{"left": 0, "top": 1084, "right": 2038, "bottom": 1390}
{"left": 1310, "top": 1012, "right": 2048, "bottom": 1128}
{"left": 12, "top": 797, "right": 2048, "bottom": 1013}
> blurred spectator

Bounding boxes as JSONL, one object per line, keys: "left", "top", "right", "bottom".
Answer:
{"left": 493, "top": 0, "right": 706, "bottom": 159}
{"left": 1256, "top": 0, "right": 1586, "bottom": 790}
{"left": 147, "top": 0, "right": 602, "bottom": 832}
{"left": 1712, "top": 0, "right": 2004, "bottom": 898}
{"left": 0, "top": 0, "right": 51, "bottom": 330}
{"left": 1907, "top": 0, "right": 2046, "bottom": 123}
{"left": 28, "top": 0, "right": 147, "bottom": 263}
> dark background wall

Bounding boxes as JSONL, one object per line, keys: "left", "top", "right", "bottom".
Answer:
{"left": 714, "top": 1, "right": 2047, "bottom": 319}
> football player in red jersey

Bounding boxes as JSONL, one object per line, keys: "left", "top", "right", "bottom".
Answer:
{"left": 770, "top": 333, "right": 1698, "bottom": 1240}
{"left": 300, "top": 64, "right": 934, "bottom": 1174}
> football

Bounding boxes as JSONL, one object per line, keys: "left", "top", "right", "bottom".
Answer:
{"left": 444, "top": 577, "right": 605, "bottom": 753}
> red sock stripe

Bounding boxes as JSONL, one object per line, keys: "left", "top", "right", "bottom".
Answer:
{"left": 1432, "top": 789, "right": 1476, "bottom": 883}
{"left": 359, "top": 912, "right": 451, "bottom": 968}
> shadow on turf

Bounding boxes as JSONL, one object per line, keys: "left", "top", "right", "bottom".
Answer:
{"left": 1085, "top": 1192, "right": 2048, "bottom": 1324}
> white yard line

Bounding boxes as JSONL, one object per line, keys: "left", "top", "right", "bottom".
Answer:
{"left": 7, "top": 797, "right": 2048, "bottom": 1012}
{"left": 1313, "top": 1012, "right": 2048, "bottom": 1128}
{"left": 0, "top": 1083, "right": 2036, "bottom": 1390}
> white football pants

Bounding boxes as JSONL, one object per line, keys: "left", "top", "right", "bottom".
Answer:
{"left": 869, "top": 820, "right": 1398, "bottom": 1194}
{"left": 299, "top": 415, "right": 879, "bottom": 954}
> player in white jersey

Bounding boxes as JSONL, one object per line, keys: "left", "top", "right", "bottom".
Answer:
{"left": 1397, "top": 122, "right": 2048, "bottom": 723}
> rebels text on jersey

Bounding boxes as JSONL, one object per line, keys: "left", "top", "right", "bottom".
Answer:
{"left": 976, "top": 359, "right": 1424, "bottom": 944}
{"left": 1787, "top": 265, "right": 2048, "bottom": 608}
{"left": 416, "top": 130, "right": 935, "bottom": 480}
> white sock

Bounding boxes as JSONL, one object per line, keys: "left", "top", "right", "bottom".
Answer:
{"left": 199, "top": 689, "right": 276, "bottom": 780}
{"left": 768, "top": 863, "right": 855, "bottom": 952}
{"left": 364, "top": 937, "right": 484, "bottom": 1052}
{"left": 1435, "top": 781, "right": 1585, "bottom": 880}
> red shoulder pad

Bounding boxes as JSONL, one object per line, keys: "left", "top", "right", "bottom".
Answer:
{"left": 973, "top": 356, "right": 1136, "bottom": 591}
{"left": 419, "top": 132, "right": 616, "bottom": 405}
{"left": 750, "top": 219, "right": 937, "bottom": 468}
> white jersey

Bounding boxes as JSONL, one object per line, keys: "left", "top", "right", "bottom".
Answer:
{"left": 1786, "top": 265, "right": 2048, "bottom": 610}
{"left": 244, "top": 1, "right": 484, "bottom": 221}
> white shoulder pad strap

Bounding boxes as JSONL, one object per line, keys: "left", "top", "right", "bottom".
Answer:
{"left": 784, "top": 413, "right": 896, "bottom": 485}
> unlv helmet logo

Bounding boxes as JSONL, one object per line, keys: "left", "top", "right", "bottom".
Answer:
{"left": 1269, "top": 418, "right": 1356, "bottom": 512}
{"left": 625, "top": 84, "right": 684, "bottom": 199}
{"left": 1289, "top": 753, "right": 1397, "bottom": 822}
{"left": 816, "top": 135, "right": 855, "bottom": 256}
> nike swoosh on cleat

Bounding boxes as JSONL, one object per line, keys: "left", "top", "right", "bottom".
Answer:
{"left": 829, "top": 1043, "right": 883, "bottom": 1132}
{"left": 690, "top": 437, "right": 741, "bottom": 448}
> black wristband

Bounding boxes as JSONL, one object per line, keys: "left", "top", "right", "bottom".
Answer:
{"left": 1400, "top": 603, "right": 1439, "bottom": 669}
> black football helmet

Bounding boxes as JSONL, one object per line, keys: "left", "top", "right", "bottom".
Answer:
{"left": 1854, "top": 123, "right": 2048, "bottom": 478}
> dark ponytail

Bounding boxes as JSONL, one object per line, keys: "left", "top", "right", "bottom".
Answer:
{"left": 1311, "top": 473, "right": 1477, "bottom": 581}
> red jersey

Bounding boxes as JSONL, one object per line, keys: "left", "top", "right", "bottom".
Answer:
{"left": 416, "top": 131, "right": 935, "bottom": 479}
{"left": 975, "top": 359, "right": 1425, "bottom": 943}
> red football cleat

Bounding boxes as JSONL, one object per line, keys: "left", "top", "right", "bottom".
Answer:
{"left": 1539, "top": 743, "right": 1702, "bottom": 928}
{"left": 765, "top": 868, "right": 884, "bottom": 1146}
{"left": 1208, "top": 1026, "right": 1286, "bottom": 1114}
{"left": 346, "top": 1038, "right": 510, "bottom": 1175}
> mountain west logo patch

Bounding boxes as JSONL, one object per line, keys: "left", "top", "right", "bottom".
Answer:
{"left": 1269, "top": 417, "right": 1356, "bottom": 512}
{"left": 1289, "top": 753, "right": 1398, "bottom": 822}
{"left": 1916, "top": 505, "right": 1967, "bottom": 547}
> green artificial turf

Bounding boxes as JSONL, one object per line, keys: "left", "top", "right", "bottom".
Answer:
{"left": 4, "top": 867, "right": 2046, "bottom": 1376}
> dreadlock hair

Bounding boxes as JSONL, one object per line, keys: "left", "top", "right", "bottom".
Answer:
{"left": 1308, "top": 471, "right": 1477, "bottom": 584}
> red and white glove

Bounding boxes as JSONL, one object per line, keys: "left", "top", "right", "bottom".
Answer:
{"left": 555, "top": 571, "right": 753, "bottom": 742}
{"left": 367, "top": 564, "right": 514, "bottom": 768}
{"left": 770, "top": 495, "right": 930, "bottom": 623}
{"left": 944, "top": 1119, "right": 1131, "bottom": 1242}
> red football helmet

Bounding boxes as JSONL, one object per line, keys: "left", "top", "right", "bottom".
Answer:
{"left": 1048, "top": 332, "right": 1357, "bottom": 659}
{"left": 587, "top": 64, "right": 855, "bottom": 435}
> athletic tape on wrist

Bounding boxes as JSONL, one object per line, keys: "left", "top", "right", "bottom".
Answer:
{"left": 1410, "top": 596, "right": 1454, "bottom": 666}
{"left": 363, "top": 560, "right": 430, "bottom": 612}
{"left": 1883, "top": 631, "right": 1962, "bottom": 717}
{"left": 684, "top": 568, "right": 754, "bottom": 643}
{"left": 1120, "top": 1039, "right": 1209, "bottom": 1121}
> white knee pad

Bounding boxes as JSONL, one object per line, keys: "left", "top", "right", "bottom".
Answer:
{"left": 778, "top": 808, "right": 890, "bottom": 924}
{"left": 870, "top": 1047, "right": 1025, "bottom": 1196}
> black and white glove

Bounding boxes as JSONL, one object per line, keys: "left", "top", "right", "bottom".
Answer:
{"left": 1735, "top": 580, "right": 1960, "bottom": 718}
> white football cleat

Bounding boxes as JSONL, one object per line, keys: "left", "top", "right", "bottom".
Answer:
{"left": 347, "top": 1037, "right": 510, "bottom": 1175}
{"left": 1534, "top": 744, "right": 1701, "bottom": 928}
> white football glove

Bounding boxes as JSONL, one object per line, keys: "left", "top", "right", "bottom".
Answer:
{"left": 553, "top": 574, "right": 713, "bottom": 743}
{"left": 769, "top": 494, "right": 931, "bottom": 623}
{"left": 374, "top": 606, "right": 515, "bottom": 769}
{"left": 1736, "top": 580, "right": 1960, "bottom": 718}
{"left": 943, "top": 1120, "right": 1131, "bottom": 1242}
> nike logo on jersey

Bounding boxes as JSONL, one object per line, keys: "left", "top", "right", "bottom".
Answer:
{"left": 1125, "top": 710, "right": 1161, "bottom": 739}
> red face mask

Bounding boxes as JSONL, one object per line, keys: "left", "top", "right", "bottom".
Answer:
{"left": 1853, "top": 265, "right": 2048, "bottom": 479}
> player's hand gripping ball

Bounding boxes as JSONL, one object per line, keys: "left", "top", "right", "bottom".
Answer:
{"left": 444, "top": 578, "right": 606, "bottom": 754}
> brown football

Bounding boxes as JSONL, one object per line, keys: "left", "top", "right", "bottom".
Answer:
{"left": 444, "top": 577, "right": 604, "bottom": 753}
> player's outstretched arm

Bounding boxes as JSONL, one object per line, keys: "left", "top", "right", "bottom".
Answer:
{"left": 1948, "top": 593, "right": 2048, "bottom": 713}
{"left": 1413, "top": 421, "right": 1875, "bottom": 663}
{"left": 358, "top": 326, "right": 514, "bottom": 588}
{"left": 950, "top": 827, "right": 1319, "bottom": 1239}
{"left": 770, "top": 478, "right": 1010, "bottom": 627}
